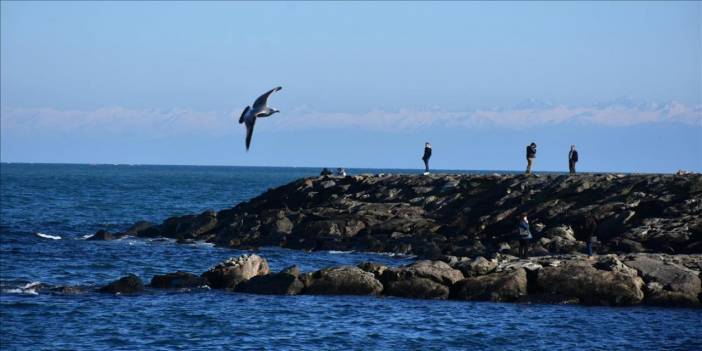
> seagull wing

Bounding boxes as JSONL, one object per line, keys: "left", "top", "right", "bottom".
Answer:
{"left": 238, "top": 106, "right": 250, "bottom": 124}
{"left": 252, "top": 86, "right": 282, "bottom": 111}
{"left": 245, "top": 120, "right": 255, "bottom": 151}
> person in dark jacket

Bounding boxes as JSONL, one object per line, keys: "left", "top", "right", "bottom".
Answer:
{"left": 525, "top": 142, "right": 537, "bottom": 174}
{"left": 517, "top": 213, "right": 532, "bottom": 258}
{"left": 577, "top": 215, "right": 598, "bottom": 257}
{"left": 568, "top": 145, "right": 579, "bottom": 175}
{"left": 422, "top": 142, "right": 432, "bottom": 174}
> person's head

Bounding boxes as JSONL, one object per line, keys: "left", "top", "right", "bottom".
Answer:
{"left": 530, "top": 142, "right": 536, "bottom": 147}
{"left": 521, "top": 212, "right": 528, "bottom": 220}
{"left": 425, "top": 142, "right": 431, "bottom": 147}
{"left": 571, "top": 144, "right": 576, "bottom": 150}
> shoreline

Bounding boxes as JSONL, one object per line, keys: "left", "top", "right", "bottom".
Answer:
{"left": 82, "top": 172, "right": 702, "bottom": 307}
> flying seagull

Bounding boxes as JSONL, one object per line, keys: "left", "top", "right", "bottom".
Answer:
{"left": 238, "top": 86, "right": 282, "bottom": 151}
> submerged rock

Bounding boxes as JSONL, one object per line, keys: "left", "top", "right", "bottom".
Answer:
{"left": 150, "top": 271, "right": 208, "bottom": 289}
{"left": 87, "top": 230, "right": 115, "bottom": 241}
{"left": 99, "top": 274, "right": 144, "bottom": 294}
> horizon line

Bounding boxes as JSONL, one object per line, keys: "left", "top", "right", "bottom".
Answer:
{"left": 0, "top": 161, "right": 682, "bottom": 176}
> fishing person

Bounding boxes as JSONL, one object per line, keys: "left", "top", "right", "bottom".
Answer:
{"left": 422, "top": 142, "right": 432, "bottom": 175}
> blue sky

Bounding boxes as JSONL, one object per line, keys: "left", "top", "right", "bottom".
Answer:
{"left": 1, "top": 2, "right": 700, "bottom": 172}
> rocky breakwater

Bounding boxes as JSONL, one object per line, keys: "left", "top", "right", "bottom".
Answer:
{"left": 92, "top": 253, "right": 700, "bottom": 308}
{"left": 94, "top": 173, "right": 702, "bottom": 258}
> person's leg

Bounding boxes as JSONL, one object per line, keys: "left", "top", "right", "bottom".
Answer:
{"left": 423, "top": 159, "right": 429, "bottom": 173}
{"left": 587, "top": 241, "right": 592, "bottom": 257}
{"left": 524, "top": 239, "right": 530, "bottom": 258}
{"left": 526, "top": 159, "right": 532, "bottom": 174}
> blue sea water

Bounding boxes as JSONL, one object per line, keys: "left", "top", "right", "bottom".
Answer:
{"left": 1, "top": 163, "right": 700, "bottom": 350}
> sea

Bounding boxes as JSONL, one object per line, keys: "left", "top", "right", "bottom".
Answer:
{"left": 1, "top": 163, "right": 700, "bottom": 350}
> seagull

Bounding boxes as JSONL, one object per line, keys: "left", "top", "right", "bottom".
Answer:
{"left": 238, "top": 86, "right": 282, "bottom": 151}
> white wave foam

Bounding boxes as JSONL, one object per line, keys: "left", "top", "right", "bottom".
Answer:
{"left": 21, "top": 282, "right": 42, "bottom": 289}
{"left": 2, "top": 281, "right": 42, "bottom": 295}
{"left": 81, "top": 234, "right": 93, "bottom": 239}
{"left": 328, "top": 250, "right": 354, "bottom": 254}
{"left": 373, "top": 252, "right": 417, "bottom": 258}
{"left": 35, "top": 232, "right": 61, "bottom": 240}
{"left": 2, "top": 288, "right": 39, "bottom": 295}
{"left": 194, "top": 241, "right": 215, "bottom": 248}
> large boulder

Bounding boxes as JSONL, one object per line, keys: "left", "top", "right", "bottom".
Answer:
{"left": 400, "top": 260, "right": 464, "bottom": 285}
{"left": 451, "top": 268, "right": 527, "bottom": 302}
{"left": 201, "top": 254, "right": 270, "bottom": 290}
{"left": 99, "top": 274, "right": 144, "bottom": 294}
{"left": 150, "top": 271, "right": 208, "bottom": 289}
{"left": 624, "top": 256, "right": 701, "bottom": 307}
{"left": 236, "top": 265, "right": 304, "bottom": 295}
{"left": 454, "top": 256, "right": 497, "bottom": 277}
{"left": 536, "top": 261, "right": 644, "bottom": 306}
{"left": 302, "top": 266, "right": 383, "bottom": 295}
{"left": 380, "top": 260, "right": 464, "bottom": 299}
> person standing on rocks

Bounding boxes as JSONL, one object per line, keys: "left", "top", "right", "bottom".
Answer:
{"left": 568, "top": 145, "right": 579, "bottom": 175}
{"left": 525, "top": 142, "right": 537, "bottom": 174}
{"left": 422, "top": 142, "right": 432, "bottom": 175}
{"left": 577, "top": 215, "right": 598, "bottom": 257}
{"left": 518, "top": 213, "right": 532, "bottom": 258}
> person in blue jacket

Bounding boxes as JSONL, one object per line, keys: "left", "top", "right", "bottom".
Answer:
{"left": 518, "top": 213, "right": 533, "bottom": 258}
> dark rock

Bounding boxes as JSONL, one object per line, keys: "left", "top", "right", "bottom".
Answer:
{"left": 99, "top": 274, "right": 144, "bottom": 294}
{"left": 451, "top": 268, "right": 528, "bottom": 302}
{"left": 201, "top": 254, "right": 270, "bottom": 290}
{"left": 87, "top": 230, "right": 114, "bottom": 241}
{"left": 150, "top": 271, "right": 208, "bottom": 289}
{"left": 119, "top": 173, "right": 702, "bottom": 258}
{"left": 384, "top": 277, "right": 450, "bottom": 299}
{"left": 50, "top": 286, "right": 84, "bottom": 295}
{"left": 235, "top": 266, "right": 304, "bottom": 295}
{"left": 303, "top": 266, "right": 383, "bottom": 295}
{"left": 124, "top": 221, "right": 155, "bottom": 236}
